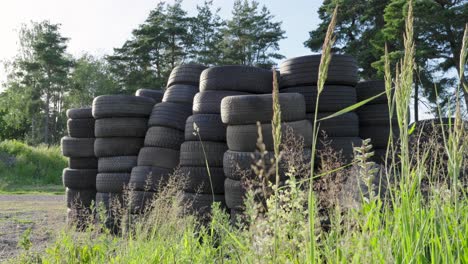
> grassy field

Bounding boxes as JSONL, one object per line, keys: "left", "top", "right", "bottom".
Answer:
{"left": 5, "top": 2, "right": 468, "bottom": 263}
{"left": 0, "top": 140, "right": 66, "bottom": 194}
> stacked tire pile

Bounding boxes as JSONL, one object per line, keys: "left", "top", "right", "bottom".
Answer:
{"left": 92, "top": 95, "right": 156, "bottom": 228}
{"left": 221, "top": 93, "right": 312, "bottom": 218}
{"left": 279, "top": 55, "right": 361, "bottom": 162}
{"left": 61, "top": 107, "right": 97, "bottom": 228}
{"left": 356, "top": 80, "right": 398, "bottom": 163}
{"left": 179, "top": 66, "right": 273, "bottom": 216}
{"left": 135, "top": 88, "right": 164, "bottom": 102}
{"left": 128, "top": 64, "right": 206, "bottom": 213}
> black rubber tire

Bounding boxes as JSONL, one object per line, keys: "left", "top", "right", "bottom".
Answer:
{"left": 179, "top": 141, "right": 228, "bottom": 167}
{"left": 67, "top": 108, "right": 92, "bottom": 119}
{"left": 94, "top": 138, "right": 144, "bottom": 157}
{"left": 356, "top": 80, "right": 391, "bottom": 105}
{"left": 135, "top": 89, "right": 164, "bottom": 103}
{"left": 167, "top": 64, "right": 207, "bottom": 87}
{"left": 220, "top": 93, "right": 306, "bottom": 125}
{"left": 98, "top": 156, "right": 138, "bottom": 173}
{"left": 182, "top": 192, "right": 225, "bottom": 215}
{"left": 180, "top": 167, "right": 225, "bottom": 194}
{"left": 193, "top": 91, "right": 251, "bottom": 114}
{"left": 184, "top": 114, "right": 226, "bottom": 142}
{"left": 92, "top": 95, "right": 155, "bottom": 118}
{"left": 129, "top": 166, "right": 172, "bottom": 192}
{"left": 306, "top": 112, "right": 359, "bottom": 137}
{"left": 200, "top": 65, "right": 273, "bottom": 94}
{"left": 94, "top": 118, "right": 148, "bottom": 138}
{"left": 62, "top": 168, "right": 97, "bottom": 189}
{"left": 69, "top": 158, "right": 98, "bottom": 169}
{"left": 226, "top": 120, "right": 312, "bottom": 152}
{"left": 95, "top": 192, "right": 123, "bottom": 209}
{"left": 96, "top": 173, "right": 131, "bottom": 193}
{"left": 372, "top": 149, "right": 388, "bottom": 164}
{"left": 61, "top": 137, "right": 95, "bottom": 158}
{"left": 144, "top": 126, "right": 185, "bottom": 149}
{"left": 67, "top": 118, "right": 95, "bottom": 138}
{"left": 280, "top": 86, "right": 357, "bottom": 113}
{"left": 224, "top": 179, "right": 246, "bottom": 209}
{"left": 66, "top": 188, "right": 96, "bottom": 208}
{"left": 162, "top": 84, "right": 199, "bottom": 104}
{"left": 129, "top": 190, "right": 157, "bottom": 214}
{"left": 358, "top": 104, "right": 397, "bottom": 126}
{"left": 137, "top": 147, "right": 180, "bottom": 168}
{"left": 147, "top": 102, "right": 193, "bottom": 131}
{"left": 279, "top": 55, "right": 358, "bottom": 88}
{"left": 317, "top": 137, "right": 362, "bottom": 162}
{"left": 359, "top": 125, "right": 398, "bottom": 148}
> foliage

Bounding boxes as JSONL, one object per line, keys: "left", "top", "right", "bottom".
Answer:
{"left": 0, "top": 140, "right": 66, "bottom": 192}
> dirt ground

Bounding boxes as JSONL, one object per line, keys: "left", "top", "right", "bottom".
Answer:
{"left": 0, "top": 194, "right": 65, "bottom": 262}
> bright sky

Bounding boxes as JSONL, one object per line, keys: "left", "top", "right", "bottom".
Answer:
{"left": 0, "top": 0, "right": 322, "bottom": 66}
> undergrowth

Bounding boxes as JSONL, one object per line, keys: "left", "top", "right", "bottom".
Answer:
{"left": 11, "top": 1, "right": 468, "bottom": 263}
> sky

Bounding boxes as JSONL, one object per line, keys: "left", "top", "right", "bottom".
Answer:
{"left": 0, "top": 0, "right": 322, "bottom": 67}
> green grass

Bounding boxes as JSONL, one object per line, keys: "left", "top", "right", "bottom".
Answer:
{"left": 0, "top": 140, "right": 66, "bottom": 193}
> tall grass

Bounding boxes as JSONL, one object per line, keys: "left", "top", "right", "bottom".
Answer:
{"left": 13, "top": 2, "right": 468, "bottom": 263}
{"left": 0, "top": 140, "right": 66, "bottom": 193}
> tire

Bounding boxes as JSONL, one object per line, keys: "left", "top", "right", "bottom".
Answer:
{"left": 92, "top": 95, "right": 155, "bottom": 118}
{"left": 180, "top": 167, "right": 225, "bottom": 194}
{"left": 317, "top": 137, "right": 362, "bottom": 162}
{"left": 95, "top": 192, "right": 124, "bottom": 210}
{"left": 94, "top": 118, "right": 148, "bottom": 138}
{"left": 144, "top": 126, "right": 185, "bottom": 149}
{"left": 137, "top": 147, "right": 180, "bottom": 168}
{"left": 306, "top": 112, "right": 359, "bottom": 137}
{"left": 356, "top": 80, "right": 390, "bottom": 104}
{"left": 180, "top": 141, "right": 228, "bottom": 167}
{"left": 147, "top": 102, "right": 193, "bottom": 131}
{"left": 69, "top": 158, "right": 98, "bottom": 169}
{"left": 129, "top": 190, "right": 156, "bottom": 214}
{"left": 279, "top": 55, "right": 358, "bottom": 88}
{"left": 224, "top": 179, "right": 246, "bottom": 209}
{"left": 200, "top": 65, "right": 273, "bottom": 94}
{"left": 358, "top": 104, "right": 397, "bottom": 126}
{"left": 226, "top": 120, "right": 312, "bottom": 151}
{"left": 67, "top": 108, "right": 92, "bottom": 119}
{"left": 162, "top": 85, "right": 199, "bottom": 104}
{"left": 61, "top": 137, "right": 95, "bottom": 158}
{"left": 135, "top": 89, "right": 164, "bottom": 102}
{"left": 167, "top": 64, "right": 207, "bottom": 87}
{"left": 359, "top": 126, "right": 398, "bottom": 148}
{"left": 372, "top": 149, "right": 388, "bottom": 164}
{"left": 280, "top": 86, "right": 356, "bottom": 113}
{"left": 94, "top": 138, "right": 144, "bottom": 157}
{"left": 129, "top": 166, "right": 172, "bottom": 192}
{"left": 96, "top": 173, "right": 131, "bottom": 193}
{"left": 62, "top": 168, "right": 97, "bottom": 189}
{"left": 182, "top": 192, "right": 225, "bottom": 215}
{"left": 67, "top": 118, "right": 95, "bottom": 138}
{"left": 184, "top": 114, "right": 226, "bottom": 142}
{"left": 193, "top": 91, "right": 251, "bottom": 114}
{"left": 66, "top": 188, "right": 96, "bottom": 208}
{"left": 220, "top": 93, "right": 306, "bottom": 125}
{"left": 98, "top": 156, "right": 138, "bottom": 173}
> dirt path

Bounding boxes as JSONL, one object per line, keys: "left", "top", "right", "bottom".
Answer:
{"left": 0, "top": 194, "right": 65, "bottom": 262}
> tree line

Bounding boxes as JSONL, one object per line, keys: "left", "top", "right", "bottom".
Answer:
{"left": 0, "top": 0, "right": 285, "bottom": 145}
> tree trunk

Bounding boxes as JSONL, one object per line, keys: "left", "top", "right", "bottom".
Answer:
{"left": 414, "top": 76, "right": 419, "bottom": 122}
{"left": 44, "top": 89, "right": 50, "bottom": 146}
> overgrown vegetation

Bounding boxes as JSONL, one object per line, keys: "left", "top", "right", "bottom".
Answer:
{"left": 0, "top": 140, "right": 66, "bottom": 193}
{"left": 10, "top": 2, "right": 468, "bottom": 263}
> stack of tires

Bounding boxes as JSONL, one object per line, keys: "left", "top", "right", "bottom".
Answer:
{"left": 356, "top": 80, "right": 398, "bottom": 163}
{"left": 179, "top": 66, "right": 273, "bottom": 217}
{"left": 61, "top": 107, "right": 97, "bottom": 228}
{"left": 92, "top": 95, "right": 156, "bottom": 228}
{"left": 135, "top": 88, "right": 164, "bottom": 102}
{"left": 279, "top": 55, "right": 361, "bottom": 162}
{"left": 221, "top": 93, "right": 311, "bottom": 218}
{"left": 128, "top": 64, "right": 206, "bottom": 213}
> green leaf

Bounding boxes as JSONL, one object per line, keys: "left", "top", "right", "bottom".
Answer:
{"left": 318, "top": 89, "right": 391, "bottom": 121}
{"left": 408, "top": 122, "right": 417, "bottom": 135}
